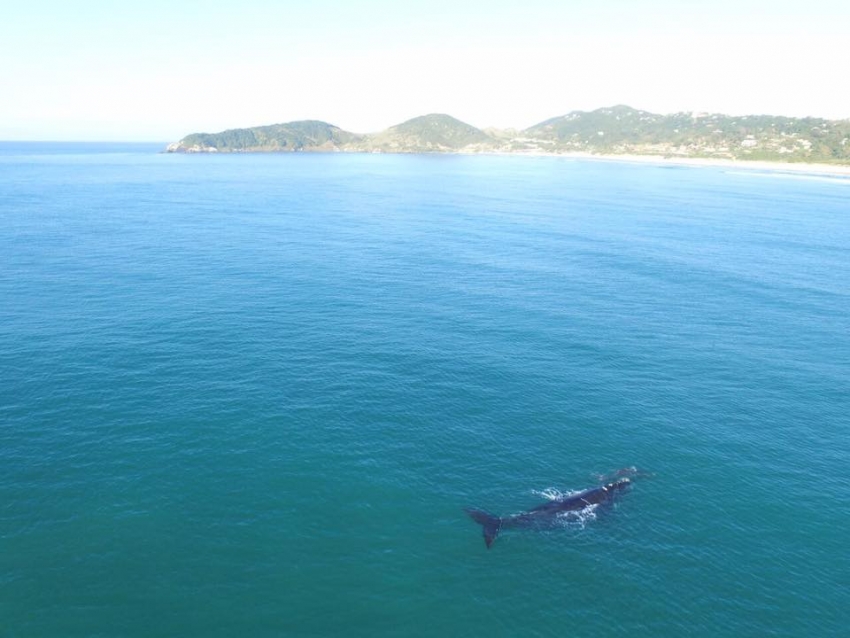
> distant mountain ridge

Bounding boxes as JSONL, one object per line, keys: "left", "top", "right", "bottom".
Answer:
{"left": 167, "top": 106, "right": 850, "bottom": 164}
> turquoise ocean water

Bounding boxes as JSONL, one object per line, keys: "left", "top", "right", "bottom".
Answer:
{"left": 1, "top": 143, "right": 848, "bottom": 636}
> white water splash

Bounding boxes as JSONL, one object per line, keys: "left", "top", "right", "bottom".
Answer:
{"left": 528, "top": 487, "right": 600, "bottom": 528}
{"left": 533, "top": 487, "right": 562, "bottom": 500}
{"left": 532, "top": 487, "right": 584, "bottom": 501}
{"left": 555, "top": 503, "right": 599, "bottom": 528}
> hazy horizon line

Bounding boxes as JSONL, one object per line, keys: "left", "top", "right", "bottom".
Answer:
{"left": 4, "top": 103, "right": 850, "bottom": 144}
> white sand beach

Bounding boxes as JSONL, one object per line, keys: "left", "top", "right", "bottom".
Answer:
{"left": 553, "top": 152, "right": 850, "bottom": 177}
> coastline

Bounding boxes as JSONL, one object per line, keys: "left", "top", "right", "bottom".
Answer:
{"left": 519, "top": 151, "right": 850, "bottom": 177}
{"left": 163, "top": 140, "right": 850, "bottom": 177}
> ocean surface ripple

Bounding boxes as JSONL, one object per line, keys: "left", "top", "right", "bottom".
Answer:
{"left": 1, "top": 144, "right": 848, "bottom": 637}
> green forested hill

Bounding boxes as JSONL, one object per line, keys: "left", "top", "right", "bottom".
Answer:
{"left": 358, "top": 114, "right": 494, "bottom": 151}
{"left": 524, "top": 105, "right": 850, "bottom": 163}
{"left": 169, "top": 120, "right": 363, "bottom": 152}
{"left": 167, "top": 106, "right": 850, "bottom": 164}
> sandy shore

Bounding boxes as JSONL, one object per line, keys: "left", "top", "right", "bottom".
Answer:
{"left": 537, "top": 152, "right": 850, "bottom": 177}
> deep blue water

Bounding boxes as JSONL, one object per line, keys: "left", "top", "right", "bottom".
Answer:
{"left": 1, "top": 143, "right": 848, "bottom": 636}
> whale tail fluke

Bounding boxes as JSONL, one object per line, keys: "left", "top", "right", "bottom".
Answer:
{"left": 465, "top": 508, "right": 502, "bottom": 548}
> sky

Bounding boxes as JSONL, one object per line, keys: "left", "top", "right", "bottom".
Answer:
{"left": 2, "top": 0, "right": 849, "bottom": 140}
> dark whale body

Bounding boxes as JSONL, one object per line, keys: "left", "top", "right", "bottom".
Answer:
{"left": 466, "top": 477, "right": 632, "bottom": 548}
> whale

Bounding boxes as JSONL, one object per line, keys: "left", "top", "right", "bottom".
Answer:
{"left": 465, "top": 477, "right": 632, "bottom": 548}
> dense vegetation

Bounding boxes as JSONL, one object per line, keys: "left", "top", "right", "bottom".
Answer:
{"left": 525, "top": 106, "right": 850, "bottom": 163}
{"left": 362, "top": 114, "right": 494, "bottom": 151}
{"left": 168, "top": 106, "right": 850, "bottom": 164}
{"left": 177, "top": 120, "right": 362, "bottom": 152}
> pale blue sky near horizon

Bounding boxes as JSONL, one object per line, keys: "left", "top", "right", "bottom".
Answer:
{"left": 2, "top": 0, "right": 849, "bottom": 140}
